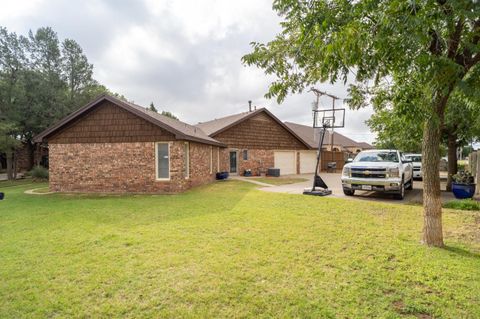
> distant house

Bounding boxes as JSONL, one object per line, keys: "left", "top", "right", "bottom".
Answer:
{"left": 284, "top": 122, "right": 373, "bottom": 154}
{"left": 35, "top": 94, "right": 372, "bottom": 193}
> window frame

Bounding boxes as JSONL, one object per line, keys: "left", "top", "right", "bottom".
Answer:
{"left": 243, "top": 149, "right": 248, "bottom": 161}
{"left": 155, "top": 142, "right": 170, "bottom": 181}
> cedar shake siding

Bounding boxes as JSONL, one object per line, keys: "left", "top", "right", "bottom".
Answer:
{"left": 212, "top": 112, "right": 307, "bottom": 150}
{"left": 36, "top": 94, "right": 224, "bottom": 194}
{"left": 49, "top": 101, "right": 175, "bottom": 144}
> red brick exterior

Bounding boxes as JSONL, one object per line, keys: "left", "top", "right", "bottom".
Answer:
{"left": 225, "top": 148, "right": 274, "bottom": 176}
{"left": 49, "top": 141, "right": 217, "bottom": 193}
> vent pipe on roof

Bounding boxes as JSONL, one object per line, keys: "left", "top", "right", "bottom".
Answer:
{"left": 248, "top": 100, "right": 252, "bottom": 112}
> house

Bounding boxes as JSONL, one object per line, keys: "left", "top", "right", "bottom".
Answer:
{"left": 284, "top": 122, "right": 373, "bottom": 154}
{"left": 35, "top": 94, "right": 373, "bottom": 194}
{"left": 34, "top": 94, "right": 225, "bottom": 193}
{"left": 195, "top": 107, "right": 313, "bottom": 176}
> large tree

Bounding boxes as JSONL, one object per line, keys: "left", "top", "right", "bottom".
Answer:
{"left": 0, "top": 26, "right": 110, "bottom": 177}
{"left": 243, "top": 0, "right": 480, "bottom": 247}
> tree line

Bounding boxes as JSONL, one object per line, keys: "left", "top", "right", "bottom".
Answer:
{"left": 0, "top": 26, "right": 111, "bottom": 179}
{"left": 0, "top": 26, "right": 177, "bottom": 180}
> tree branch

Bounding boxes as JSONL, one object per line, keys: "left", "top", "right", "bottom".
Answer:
{"left": 447, "top": 18, "right": 464, "bottom": 59}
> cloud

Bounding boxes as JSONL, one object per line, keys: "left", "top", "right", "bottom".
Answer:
{"left": 1, "top": 0, "right": 375, "bottom": 143}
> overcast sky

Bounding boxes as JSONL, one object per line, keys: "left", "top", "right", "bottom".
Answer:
{"left": 1, "top": 0, "right": 375, "bottom": 143}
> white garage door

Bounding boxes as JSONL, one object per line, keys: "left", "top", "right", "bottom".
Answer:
{"left": 274, "top": 151, "right": 296, "bottom": 175}
{"left": 300, "top": 151, "right": 318, "bottom": 174}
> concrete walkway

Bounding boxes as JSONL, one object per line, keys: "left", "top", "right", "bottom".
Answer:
{"left": 229, "top": 176, "right": 274, "bottom": 187}
{"left": 257, "top": 173, "right": 456, "bottom": 205}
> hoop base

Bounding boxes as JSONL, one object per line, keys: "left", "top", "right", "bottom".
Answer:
{"left": 303, "top": 188, "right": 332, "bottom": 196}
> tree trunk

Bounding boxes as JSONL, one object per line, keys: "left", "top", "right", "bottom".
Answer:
{"left": 6, "top": 151, "right": 14, "bottom": 180}
{"left": 422, "top": 113, "right": 444, "bottom": 247}
{"left": 26, "top": 140, "right": 35, "bottom": 170}
{"left": 446, "top": 133, "right": 458, "bottom": 192}
{"left": 13, "top": 151, "right": 17, "bottom": 180}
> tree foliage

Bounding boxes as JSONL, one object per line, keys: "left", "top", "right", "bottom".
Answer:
{"left": 0, "top": 26, "right": 111, "bottom": 177}
{"left": 160, "top": 110, "right": 178, "bottom": 120}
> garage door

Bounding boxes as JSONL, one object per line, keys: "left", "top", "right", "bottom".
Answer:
{"left": 300, "top": 151, "right": 318, "bottom": 174}
{"left": 274, "top": 151, "right": 296, "bottom": 175}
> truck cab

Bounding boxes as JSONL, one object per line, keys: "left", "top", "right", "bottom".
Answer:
{"left": 341, "top": 149, "right": 413, "bottom": 200}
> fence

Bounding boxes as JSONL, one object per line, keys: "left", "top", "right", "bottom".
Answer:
{"left": 468, "top": 151, "right": 480, "bottom": 195}
{"left": 320, "top": 151, "right": 347, "bottom": 172}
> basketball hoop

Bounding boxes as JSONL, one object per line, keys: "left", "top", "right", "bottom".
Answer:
{"left": 313, "top": 108, "right": 345, "bottom": 129}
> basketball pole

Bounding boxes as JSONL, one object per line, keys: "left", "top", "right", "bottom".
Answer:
{"left": 304, "top": 88, "right": 344, "bottom": 197}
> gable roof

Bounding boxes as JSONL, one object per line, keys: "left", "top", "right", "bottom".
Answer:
{"left": 357, "top": 142, "right": 374, "bottom": 149}
{"left": 34, "top": 94, "right": 225, "bottom": 147}
{"left": 284, "top": 122, "right": 369, "bottom": 150}
{"left": 195, "top": 108, "right": 312, "bottom": 149}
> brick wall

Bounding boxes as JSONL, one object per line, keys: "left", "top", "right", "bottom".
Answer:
{"left": 49, "top": 141, "right": 216, "bottom": 193}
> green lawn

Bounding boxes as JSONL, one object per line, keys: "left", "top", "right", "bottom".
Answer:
{"left": 251, "top": 176, "right": 308, "bottom": 185}
{"left": 1, "top": 181, "right": 479, "bottom": 318}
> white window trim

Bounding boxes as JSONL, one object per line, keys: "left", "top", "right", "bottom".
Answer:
{"left": 155, "top": 142, "right": 170, "bottom": 181}
{"left": 184, "top": 142, "right": 190, "bottom": 179}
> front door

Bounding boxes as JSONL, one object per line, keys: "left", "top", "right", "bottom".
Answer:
{"left": 229, "top": 151, "right": 237, "bottom": 174}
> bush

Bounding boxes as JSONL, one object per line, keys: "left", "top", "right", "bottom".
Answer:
{"left": 29, "top": 166, "right": 49, "bottom": 181}
{"left": 452, "top": 170, "right": 474, "bottom": 184}
{"left": 443, "top": 199, "right": 480, "bottom": 211}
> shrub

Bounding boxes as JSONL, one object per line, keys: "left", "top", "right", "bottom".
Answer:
{"left": 443, "top": 199, "right": 480, "bottom": 211}
{"left": 452, "top": 170, "right": 474, "bottom": 184}
{"left": 29, "top": 166, "right": 49, "bottom": 181}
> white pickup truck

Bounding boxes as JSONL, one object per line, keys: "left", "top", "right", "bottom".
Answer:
{"left": 404, "top": 153, "right": 422, "bottom": 180}
{"left": 341, "top": 149, "right": 413, "bottom": 200}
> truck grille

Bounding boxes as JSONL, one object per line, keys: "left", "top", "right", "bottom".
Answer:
{"left": 351, "top": 168, "right": 387, "bottom": 179}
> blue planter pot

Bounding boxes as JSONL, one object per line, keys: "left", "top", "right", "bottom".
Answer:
{"left": 452, "top": 183, "right": 476, "bottom": 199}
{"left": 216, "top": 172, "right": 229, "bottom": 180}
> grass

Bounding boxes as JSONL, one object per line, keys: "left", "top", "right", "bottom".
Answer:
{"left": 444, "top": 199, "right": 480, "bottom": 211}
{"left": 1, "top": 181, "right": 480, "bottom": 318}
{"left": 250, "top": 176, "right": 308, "bottom": 185}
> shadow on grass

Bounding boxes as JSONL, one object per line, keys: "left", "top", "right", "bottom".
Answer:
{"left": 443, "top": 245, "right": 480, "bottom": 260}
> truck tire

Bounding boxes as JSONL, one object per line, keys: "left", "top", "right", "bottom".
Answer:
{"left": 343, "top": 189, "right": 355, "bottom": 196}
{"left": 394, "top": 179, "right": 405, "bottom": 200}
{"left": 406, "top": 177, "right": 413, "bottom": 190}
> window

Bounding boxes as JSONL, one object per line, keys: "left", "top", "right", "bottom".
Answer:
{"left": 210, "top": 146, "right": 213, "bottom": 174}
{"left": 217, "top": 147, "right": 220, "bottom": 172}
{"left": 156, "top": 142, "right": 170, "bottom": 180}
{"left": 183, "top": 142, "right": 189, "bottom": 179}
{"left": 243, "top": 149, "right": 248, "bottom": 160}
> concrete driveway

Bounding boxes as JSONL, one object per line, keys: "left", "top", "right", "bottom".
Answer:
{"left": 259, "top": 173, "right": 455, "bottom": 204}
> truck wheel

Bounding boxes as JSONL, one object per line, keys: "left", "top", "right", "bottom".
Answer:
{"left": 406, "top": 177, "right": 413, "bottom": 190}
{"left": 343, "top": 189, "right": 355, "bottom": 196}
{"left": 394, "top": 180, "right": 405, "bottom": 200}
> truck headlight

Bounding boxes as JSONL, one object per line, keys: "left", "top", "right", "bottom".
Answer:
{"left": 342, "top": 166, "right": 351, "bottom": 177}
{"left": 387, "top": 167, "right": 399, "bottom": 178}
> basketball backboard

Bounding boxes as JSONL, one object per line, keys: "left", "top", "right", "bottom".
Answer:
{"left": 313, "top": 108, "right": 345, "bottom": 129}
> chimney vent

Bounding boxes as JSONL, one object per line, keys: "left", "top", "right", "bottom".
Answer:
{"left": 248, "top": 100, "right": 252, "bottom": 112}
